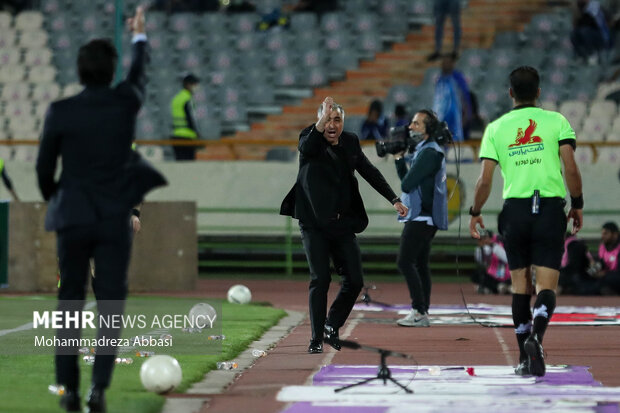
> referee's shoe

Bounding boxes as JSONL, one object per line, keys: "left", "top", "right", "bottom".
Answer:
{"left": 524, "top": 334, "right": 545, "bottom": 377}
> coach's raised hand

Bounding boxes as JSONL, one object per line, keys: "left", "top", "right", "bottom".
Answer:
{"left": 127, "top": 5, "right": 145, "bottom": 34}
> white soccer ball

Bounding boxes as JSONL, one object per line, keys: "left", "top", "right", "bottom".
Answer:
{"left": 227, "top": 284, "right": 252, "bottom": 304}
{"left": 140, "top": 355, "right": 182, "bottom": 394}
{"left": 189, "top": 302, "right": 217, "bottom": 329}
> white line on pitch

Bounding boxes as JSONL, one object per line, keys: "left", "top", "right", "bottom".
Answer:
{"left": 493, "top": 327, "right": 514, "bottom": 366}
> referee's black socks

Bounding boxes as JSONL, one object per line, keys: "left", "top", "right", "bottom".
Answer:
{"left": 512, "top": 293, "right": 532, "bottom": 363}
{"left": 532, "top": 289, "right": 556, "bottom": 343}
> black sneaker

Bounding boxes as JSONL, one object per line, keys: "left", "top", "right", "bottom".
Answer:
{"left": 323, "top": 325, "right": 341, "bottom": 351}
{"left": 514, "top": 360, "right": 531, "bottom": 376}
{"left": 524, "top": 334, "right": 545, "bottom": 377}
{"left": 308, "top": 339, "right": 323, "bottom": 354}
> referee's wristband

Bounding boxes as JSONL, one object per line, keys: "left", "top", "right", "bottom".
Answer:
{"left": 570, "top": 194, "right": 584, "bottom": 209}
{"left": 469, "top": 206, "right": 481, "bottom": 217}
{"left": 131, "top": 208, "right": 141, "bottom": 218}
{"left": 391, "top": 197, "right": 402, "bottom": 205}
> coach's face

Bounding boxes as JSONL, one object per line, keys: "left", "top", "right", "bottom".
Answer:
{"left": 323, "top": 109, "right": 344, "bottom": 145}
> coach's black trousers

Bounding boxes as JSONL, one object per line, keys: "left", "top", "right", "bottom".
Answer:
{"left": 397, "top": 221, "right": 438, "bottom": 314}
{"left": 300, "top": 227, "right": 364, "bottom": 341}
{"left": 55, "top": 215, "right": 132, "bottom": 391}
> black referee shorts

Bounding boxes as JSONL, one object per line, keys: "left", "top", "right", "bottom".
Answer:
{"left": 498, "top": 197, "right": 567, "bottom": 271}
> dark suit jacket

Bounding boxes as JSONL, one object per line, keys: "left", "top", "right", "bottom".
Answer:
{"left": 36, "top": 40, "right": 167, "bottom": 231}
{"left": 280, "top": 124, "right": 397, "bottom": 233}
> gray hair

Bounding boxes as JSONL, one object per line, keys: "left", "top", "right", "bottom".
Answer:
{"left": 317, "top": 102, "right": 345, "bottom": 120}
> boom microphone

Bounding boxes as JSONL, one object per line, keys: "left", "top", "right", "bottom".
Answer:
{"left": 335, "top": 338, "right": 412, "bottom": 359}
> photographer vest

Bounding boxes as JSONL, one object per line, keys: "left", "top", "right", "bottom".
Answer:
{"left": 398, "top": 140, "right": 448, "bottom": 230}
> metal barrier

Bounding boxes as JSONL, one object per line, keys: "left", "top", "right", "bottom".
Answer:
{"left": 197, "top": 207, "right": 619, "bottom": 276}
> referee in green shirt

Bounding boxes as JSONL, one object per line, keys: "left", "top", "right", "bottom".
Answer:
{"left": 468, "top": 66, "right": 583, "bottom": 377}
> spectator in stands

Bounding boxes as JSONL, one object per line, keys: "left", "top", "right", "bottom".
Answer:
{"left": 0, "top": 158, "right": 19, "bottom": 201}
{"left": 597, "top": 222, "right": 620, "bottom": 294}
{"left": 471, "top": 230, "right": 511, "bottom": 294}
{"left": 433, "top": 54, "right": 472, "bottom": 142}
{"left": 427, "top": 0, "right": 461, "bottom": 61}
{"left": 571, "top": 0, "right": 612, "bottom": 65}
{"left": 170, "top": 73, "right": 201, "bottom": 161}
{"left": 393, "top": 104, "right": 409, "bottom": 128}
{"left": 360, "top": 100, "right": 389, "bottom": 141}
{"left": 558, "top": 232, "right": 600, "bottom": 295}
{"left": 467, "top": 91, "right": 486, "bottom": 139}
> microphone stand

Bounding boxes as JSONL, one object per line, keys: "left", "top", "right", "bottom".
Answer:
{"left": 333, "top": 340, "right": 413, "bottom": 394}
{"left": 357, "top": 284, "right": 392, "bottom": 307}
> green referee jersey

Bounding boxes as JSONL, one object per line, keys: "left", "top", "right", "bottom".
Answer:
{"left": 479, "top": 106, "right": 576, "bottom": 199}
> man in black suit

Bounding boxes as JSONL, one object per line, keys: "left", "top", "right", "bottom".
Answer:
{"left": 36, "top": 7, "right": 166, "bottom": 412}
{"left": 281, "top": 97, "right": 407, "bottom": 354}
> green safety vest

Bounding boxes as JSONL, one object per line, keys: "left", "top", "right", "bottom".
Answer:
{"left": 171, "top": 89, "right": 198, "bottom": 139}
{"left": 0, "top": 158, "right": 4, "bottom": 174}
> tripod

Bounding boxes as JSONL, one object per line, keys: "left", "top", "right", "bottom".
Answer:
{"left": 334, "top": 349, "right": 413, "bottom": 393}
{"left": 357, "top": 284, "right": 392, "bottom": 307}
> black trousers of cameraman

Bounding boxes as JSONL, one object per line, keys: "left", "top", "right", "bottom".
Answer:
{"left": 397, "top": 221, "right": 437, "bottom": 314}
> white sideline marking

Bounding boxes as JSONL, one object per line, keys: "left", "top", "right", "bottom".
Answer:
{"left": 493, "top": 327, "right": 514, "bottom": 366}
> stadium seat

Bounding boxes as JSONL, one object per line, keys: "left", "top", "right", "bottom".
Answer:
{"left": 32, "top": 82, "right": 61, "bottom": 103}
{"left": 540, "top": 100, "right": 558, "bottom": 112}
{"left": 4, "top": 100, "right": 33, "bottom": 118}
{"left": 0, "top": 30, "right": 16, "bottom": 48}
{"left": 168, "top": 13, "right": 196, "bottom": 33}
{"left": 574, "top": 144, "right": 593, "bottom": 164}
{"left": 559, "top": 100, "right": 587, "bottom": 128}
{"left": 459, "top": 49, "right": 488, "bottom": 70}
{"left": 289, "top": 12, "right": 318, "bottom": 33}
{"left": 221, "top": 103, "right": 248, "bottom": 123}
{"left": 0, "top": 48, "right": 21, "bottom": 65}
{"left": 489, "top": 48, "right": 517, "bottom": 70}
{"left": 1, "top": 82, "right": 30, "bottom": 101}
{"left": 588, "top": 100, "right": 617, "bottom": 119}
{"left": 320, "top": 12, "right": 344, "bottom": 32}
{"left": 28, "top": 65, "right": 56, "bottom": 83}
{"left": 8, "top": 115, "right": 38, "bottom": 134}
{"left": 493, "top": 31, "right": 522, "bottom": 49}
{"left": 24, "top": 48, "right": 52, "bottom": 66}
{"left": 15, "top": 11, "right": 44, "bottom": 31}
{"left": 581, "top": 117, "right": 611, "bottom": 140}
{"left": 18, "top": 30, "right": 48, "bottom": 48}
{"left": 228, "top": 13, "right": 259, "bottom": 33}
{"left": 145, "top": 11, "right": 167, "bottom": 32}
{"left": 0, "top": 11, "right": 12, "bottom": 30}
{"left": 235, "top": 33, "right": 259, "bottom": 52}
{"left": 597, "top": 147, "right": 620, "bottom": 164}
{"left": 300, "top": 49, "right": 325, "bottom": 67}
{"left": 358, "top": 32, "right": 382, "bottom": 55}
{"left": 0, "top": 65, "right": 25, "bottom": 82}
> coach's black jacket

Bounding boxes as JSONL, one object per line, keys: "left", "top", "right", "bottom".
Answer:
{"left": 280, "top": 124, "right": 398, "bottom": 233}
{"left": 36, "top": 40, "right": 167, "bottom": 231}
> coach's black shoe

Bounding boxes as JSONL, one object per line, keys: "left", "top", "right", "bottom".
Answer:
{"left": 59, "top": 389, "right": 80, "bottom": 412}
{"left": 86, "top": 385, "right": 106, "bottom": 412}
{"left": 524, "top": 334, "right": 546, "bottom": 377}
{"left": 323, "top": 325, "right": 341, "bottom": 351}
{"left": 514, "top": 360, "right": 531, "bottom": 376}
{"left": 308, "top": 339, "right": 323, "bottom": 354}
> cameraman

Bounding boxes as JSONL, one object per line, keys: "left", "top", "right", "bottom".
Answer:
{"left": 394, "top": 110, "right": 449, "bottom": 327}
